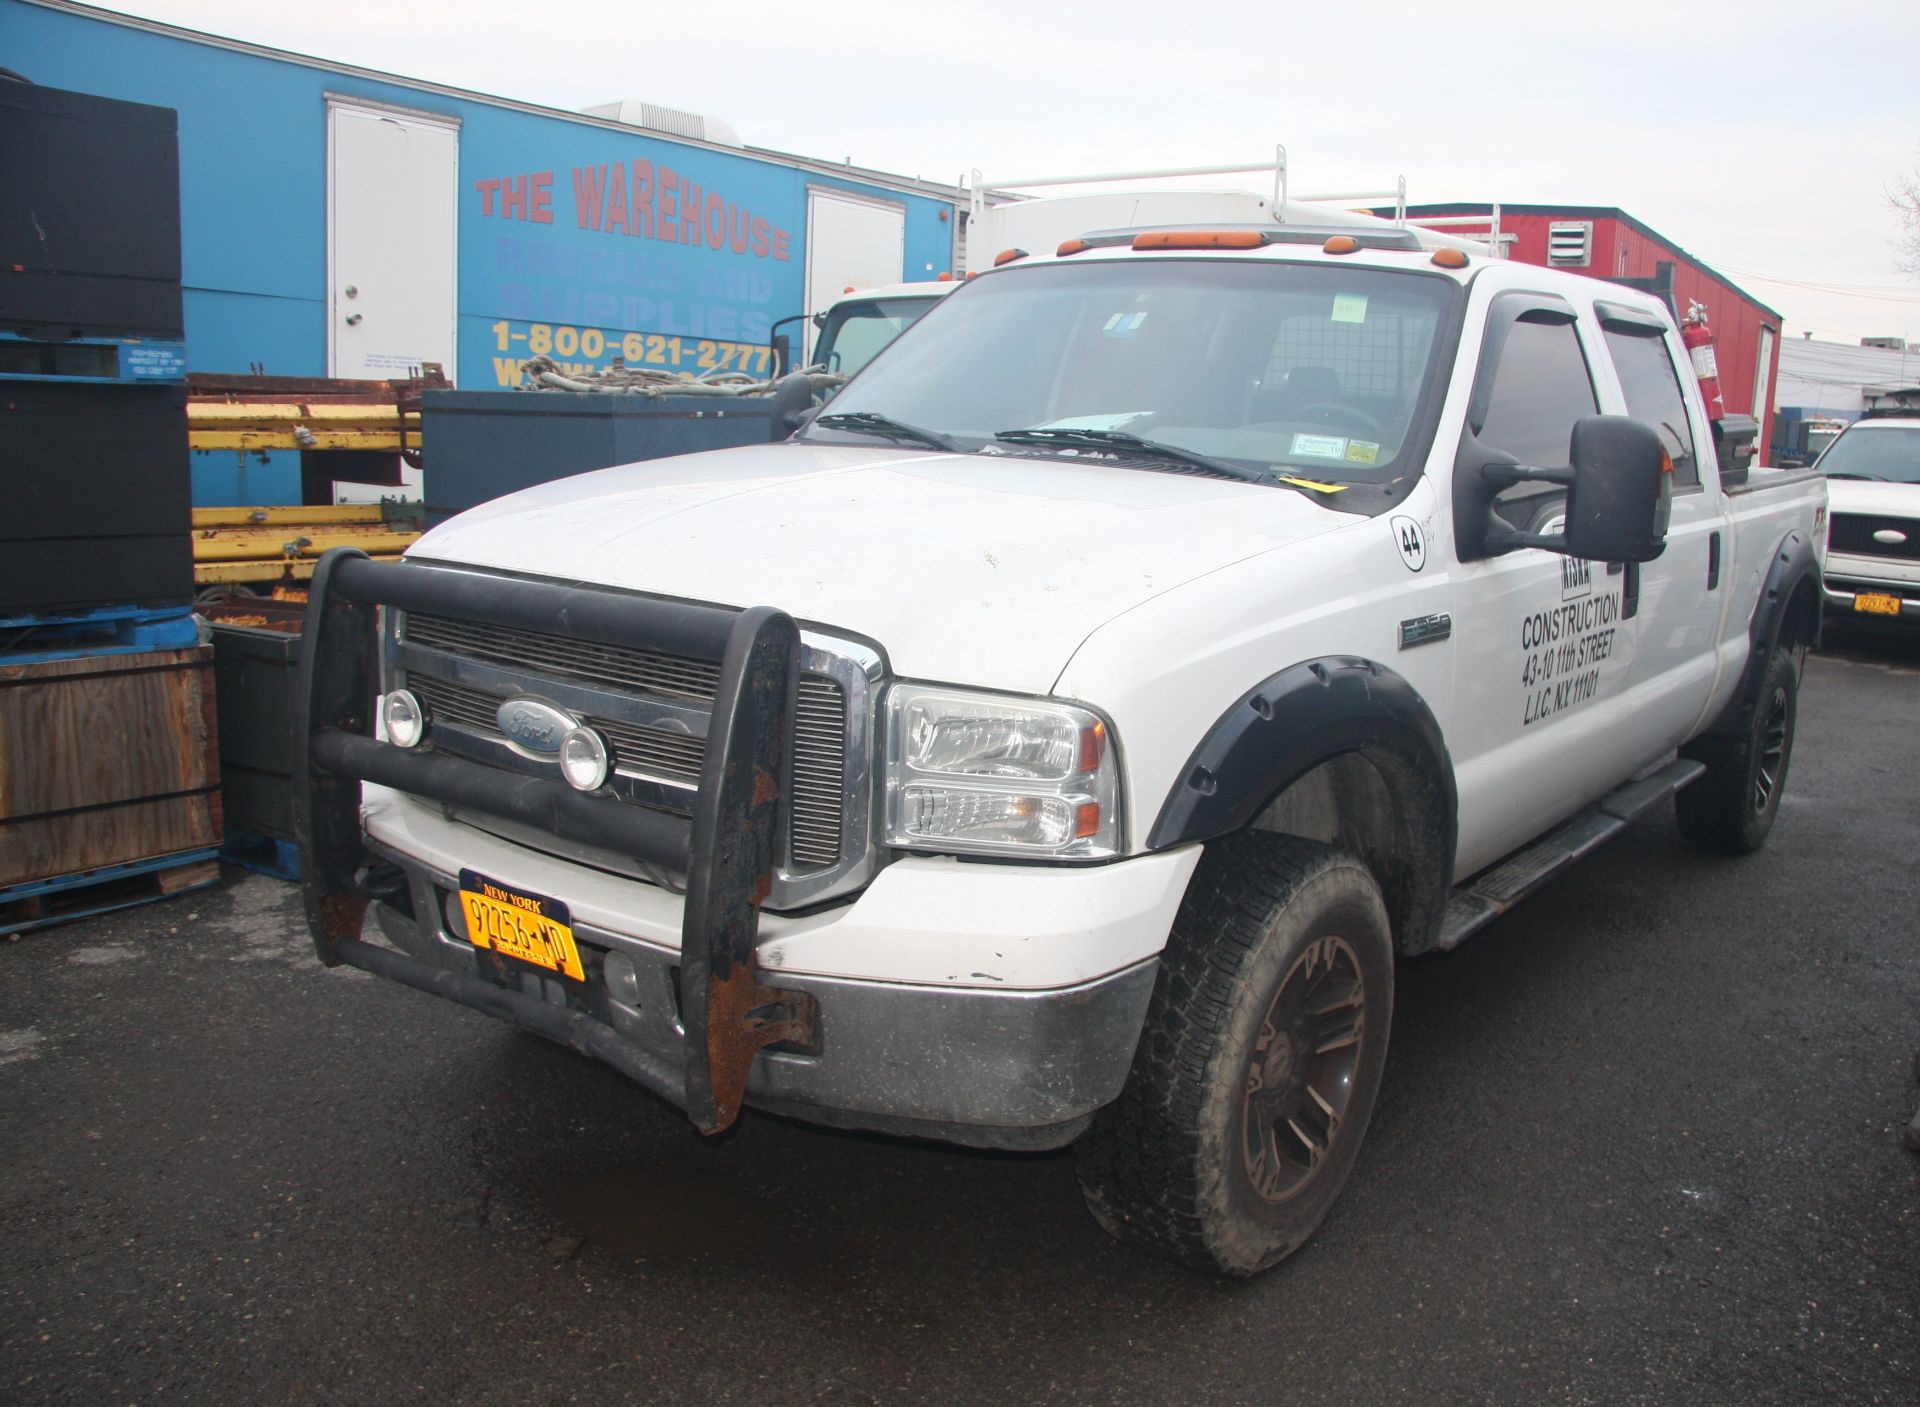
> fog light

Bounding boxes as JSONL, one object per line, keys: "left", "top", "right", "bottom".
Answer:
{"left": 382, "top": 689, "right": 426, "bottom": 748}
{"left": 604, "top": 950, "right": 641, "bottom": 1007}
{"left": 559, "top": 726, "right": 610, "bottom": 791}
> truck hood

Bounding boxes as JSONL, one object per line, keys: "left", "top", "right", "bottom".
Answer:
{"left": 1825, "top": 477, "right": 1920, "bottom": 518}
{"left": 409, "top": 442, "right": 1351, "bottom": 693}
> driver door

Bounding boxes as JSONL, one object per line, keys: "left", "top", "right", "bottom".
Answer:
{"left": 1442, "top": 290, "right": 1641, "bottom": 876}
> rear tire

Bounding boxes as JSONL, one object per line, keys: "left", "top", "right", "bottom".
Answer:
{"left": 1076, "top": 833, "right": 1394, "bottom": 1277}
{"left": 1676, "top": 648, "right": 1798, "bottom": 854}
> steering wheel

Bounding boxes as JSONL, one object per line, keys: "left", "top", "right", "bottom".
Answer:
{"left": 1291, "top": 402, "right": 1383, "bottom": 438}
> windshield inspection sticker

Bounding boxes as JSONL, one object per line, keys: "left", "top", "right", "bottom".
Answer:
{"left": 1345, "top": 440, "right": 1381, "bottom": 465}
{"left": 1036, "top": 412, "right": 1151, "bottom": 431}
{"left": 1331, "top": 293, "right": 1369, "bottom": 325}
{"left": 1291, "top": 432, "right": 1348, "bottom": 459}
{"left": 1391, "top": 516, "right": 1426, "bottom": 572}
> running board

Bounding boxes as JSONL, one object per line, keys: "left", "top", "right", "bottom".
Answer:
{"left": 1434, "top": 757, "right": 1706, "bottom": 951}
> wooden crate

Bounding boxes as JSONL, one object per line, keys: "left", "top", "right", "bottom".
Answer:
{"left": 0, "top": 645, "right": 222, "bottom": 889}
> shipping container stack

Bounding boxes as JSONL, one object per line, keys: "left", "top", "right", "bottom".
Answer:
{"left": 1, "top": 79, "right": 221, "bottom": 933}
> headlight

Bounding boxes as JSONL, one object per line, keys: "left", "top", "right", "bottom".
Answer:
{"left": 885, "top": 685, "right": 1120, "bottom": 858}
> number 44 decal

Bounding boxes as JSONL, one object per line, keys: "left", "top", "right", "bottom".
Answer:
{"left": 1390, "top": 515, "right": 1427, "bottom": 572}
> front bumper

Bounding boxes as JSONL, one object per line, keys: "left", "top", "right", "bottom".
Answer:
{"left": 294, "top": 548, "right": 1192, "bottom": 1148}
{"left": 1822, "top": 572, "right": 1920, "bottom": 624}
{"left": 353, "top": 789, "right": 1186, "bottom": 1149}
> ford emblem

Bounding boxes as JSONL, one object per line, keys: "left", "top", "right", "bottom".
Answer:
{"left": 1872, "top": 528, "right": 1908, "bottom": 546}
{"left": 496, "top": 698, "right": 577, "bottom": 755}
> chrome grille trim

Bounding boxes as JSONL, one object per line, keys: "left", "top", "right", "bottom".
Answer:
{"left": 408, "top": 613, "right": 721, "bottom": 700}
{"left": 791, "top": 677, "right": 848, "bottom": 866}
{"left": 389, "top": 604, "right": 882, "bottom": 909}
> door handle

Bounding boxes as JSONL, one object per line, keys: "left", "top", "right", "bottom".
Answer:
{"left": 1708, "top": 531, "right": 1721, "bottom": 590}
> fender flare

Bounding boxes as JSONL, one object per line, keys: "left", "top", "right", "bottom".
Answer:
{"left": 1699, "top": 527, "right": 1820, "bottom": 739}
{"left": 1146, "top": 657, "right": 1458, "bottom": 950}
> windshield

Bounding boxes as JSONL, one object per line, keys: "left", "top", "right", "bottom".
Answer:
{"left": 809, "top": 259, "right": 1461, "bottom": 487}
{"left": 1815, "top": 424, "right": 1920, "bottom": 483}
{"left": 815, "top": 296, "right": 943, "bottom": 379}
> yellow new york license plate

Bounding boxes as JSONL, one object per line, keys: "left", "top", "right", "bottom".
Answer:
{"left": 457, "top": 869, "right": 584, "bottom": 981}
{"left": 1854, "top": 591, "right": 1902, "bottom": 617}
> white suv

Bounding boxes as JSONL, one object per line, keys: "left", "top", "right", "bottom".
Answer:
{"left": 1816, "top": 416, "right": 1920, "bottom": 625}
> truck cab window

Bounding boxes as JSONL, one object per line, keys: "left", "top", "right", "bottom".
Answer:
{"left": 1474, "top": 317, "right": 1597, "bottom": 468}
{"left": 1602, "top": 327, "right": 1699, "bottom": 489}
{"left": 1470, "top": 314, "right": 1597, "bottom": 530}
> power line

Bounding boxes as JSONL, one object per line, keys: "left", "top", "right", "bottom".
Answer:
{"left": 1699, "top": 263, "right": 1920, "bottom": 305}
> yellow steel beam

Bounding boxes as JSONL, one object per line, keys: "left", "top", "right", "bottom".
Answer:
{"left": 193, "top": 551, "right": 408, "bottom": 585}
{"left": 188, "top": 402, "right": 421, "bottom": 429}
{"left": 192, "top": 528, "right": 422, "bottom": 563}
{"left": 192, "top": 505, "right": 392, "bottom": 528}
{"left": 190, "top": 429, "right": 417, "bottom": 451}
{"left": 191, "top": 506, "right": 397, "bottom": 525}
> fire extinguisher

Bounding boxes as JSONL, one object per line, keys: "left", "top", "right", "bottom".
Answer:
{"left": 1680, "top": 300, "right": 1724, "bottom": 419}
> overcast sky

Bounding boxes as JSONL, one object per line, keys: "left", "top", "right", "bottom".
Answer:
{"left": 74, "top": 0, "right": 1920, "bottom": 344}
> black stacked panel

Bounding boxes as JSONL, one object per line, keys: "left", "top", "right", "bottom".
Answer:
{"left": 1, "top": 81, "right": 191, "bottom": 614}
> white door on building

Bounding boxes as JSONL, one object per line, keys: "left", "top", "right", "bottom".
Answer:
{"left": 803, "top": 188, "right": 905, "bottom": 362}
{"left": 327, "top": 97, "right": 458, "bottom": 501}
{"left": 1753, "top": 326, "right": 1776, "bottom": 428}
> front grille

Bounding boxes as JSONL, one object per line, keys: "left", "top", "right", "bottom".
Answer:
{"left": 402, "top": 612, "right": 855, "bottom": 871}
{"left": 408, "top": 613, "right": 721, "bottom": 700}
{"left": 1829, "top": 513, "right": 1920, "bottom": 561}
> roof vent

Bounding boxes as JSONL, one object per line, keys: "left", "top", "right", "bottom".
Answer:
{"left": 580, "top": 100, "right": 742, "bottom": 148}
{"left": 1547, "top": 221, "right": 1592, "bottom": 267}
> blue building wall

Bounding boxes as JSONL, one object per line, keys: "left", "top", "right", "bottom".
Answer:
{"left": 3, "top": 0, "right": 958, "bottom": 503}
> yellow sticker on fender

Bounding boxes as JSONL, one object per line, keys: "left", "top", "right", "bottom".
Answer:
{"left": 457, "top": 869, "right": 584, "bottom": 981}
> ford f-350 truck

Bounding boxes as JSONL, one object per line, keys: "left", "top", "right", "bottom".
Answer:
{"left": 294, "top": 220, "right": 1826, "bottom": 1276}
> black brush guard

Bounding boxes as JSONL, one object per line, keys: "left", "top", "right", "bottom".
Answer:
{"left": 292, "top": 548, "right": 817, "bottom": 1133}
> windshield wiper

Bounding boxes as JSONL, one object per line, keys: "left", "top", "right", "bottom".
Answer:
{"left": 993, "top": 427, "right": 1269, "bottom": 484}
{"left": 813, "top": 411, "right": 957, "bottom": 452}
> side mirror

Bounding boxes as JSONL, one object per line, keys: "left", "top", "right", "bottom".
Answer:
{"left": 770, "top": 332, "right": 791, "bottom": 378}
{"left": 767, "top": 371, "right": 817, "bottom": 442}
{"left": 1460, "top": 414, "right": 1669, "bottom": 563}
{"left": 1560, "top": 415, "right": 1670, "bottom": 563}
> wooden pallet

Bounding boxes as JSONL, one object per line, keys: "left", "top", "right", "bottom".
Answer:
{"left": 0, "top": 645, "right": 222, "bottom": 890}
{"left": 0, "top": 849, "right": 220, "bottom": 936}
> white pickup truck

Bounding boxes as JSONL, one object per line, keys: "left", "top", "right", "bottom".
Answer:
{"left": 294, "top": 220, "right": 1827, "bottom": 1276}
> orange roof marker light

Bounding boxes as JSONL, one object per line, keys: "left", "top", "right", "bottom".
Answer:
{"left": 1132, "top": 229, "right": 1265, "bottom": 251}
{"left": 993, "top": 247, "right": 1029, "bottom": 267}
{"left": 1430, "top": 247, "right": 1470, "bottom": 270}
{"left": 1057, "top": 238, "right": 1092, "bottom": 256}
{"left": 1322, "top": 235, "right": 1361, "bottom": 255}
{"left": 936, "top": 272, "right": 954, "bottom": 281}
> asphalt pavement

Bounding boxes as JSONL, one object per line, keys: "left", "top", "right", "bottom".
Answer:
{"left": 3, "top": 635, "right": 1917, "bottom": 1406}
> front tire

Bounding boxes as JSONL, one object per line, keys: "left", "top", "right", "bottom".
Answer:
{"left": 1676, "top": 647, "right": 1798, "bottom": 854}
{"left": 1076, "top": 833, "right": 1394, "bottom": 1276}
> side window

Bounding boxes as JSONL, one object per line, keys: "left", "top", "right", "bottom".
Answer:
{"left": 1473, "top": 316, "right": 1597, "bottom": 468}
{"left": 1467, "top": 311, "right": 1597, "bottom": 531}
{"left": 1601, "top": 327, "right": 1700, "bottom": 488}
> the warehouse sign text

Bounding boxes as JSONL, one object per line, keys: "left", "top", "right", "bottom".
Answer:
{"left": 475, "top": 166, "right": 794, "bottom": 260}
